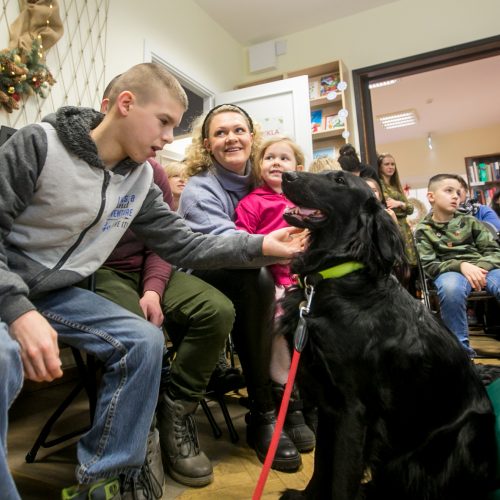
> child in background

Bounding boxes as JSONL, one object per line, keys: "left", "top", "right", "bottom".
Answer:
{"left": 308, "top": 155, "right": 341, "bottom": 173}
{"left": 364, "top": 177, "right": 398, "bottom": 224}
{"left": 456, "top": 176, "right": 500, "bottom": 232}
{"left": 415, "top": 174, "right": 500, "bottom": 357}
{"left": 163, "top": 160, "right": 187, "bottom": 211}
{"left": 235, "top": 135, "right": 316, "bottom": 453}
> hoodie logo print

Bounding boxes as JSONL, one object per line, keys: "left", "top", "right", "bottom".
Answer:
{"left": 102, "top": 194, "right": 137, "bottom": 231}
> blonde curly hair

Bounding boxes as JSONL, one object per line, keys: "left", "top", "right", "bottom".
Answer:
{"left": 184, "top": 104, "right": 263, "bottom": 179}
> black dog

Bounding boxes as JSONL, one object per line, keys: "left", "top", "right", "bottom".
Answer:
{"left": 279, "top": 170, "right": 497, "bottom": 500}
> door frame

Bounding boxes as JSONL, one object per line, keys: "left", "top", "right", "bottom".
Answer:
{"left": 352, "top": 34, "right": 500, "bottom": 166}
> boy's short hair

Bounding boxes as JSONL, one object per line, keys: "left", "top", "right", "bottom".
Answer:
{"left": 106, "top": 63, "right": 188, "bottom": 110}
{"left": 428, "top": 173, "right": 462, "bottom": 191}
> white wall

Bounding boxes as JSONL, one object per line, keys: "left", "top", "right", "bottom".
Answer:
{"left": 106, "top": 0, "right": 244, "bottom": 95}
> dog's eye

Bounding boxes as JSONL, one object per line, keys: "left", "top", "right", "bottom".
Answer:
{"left": 335, "top": 177, "right": 346, "bottom": 184}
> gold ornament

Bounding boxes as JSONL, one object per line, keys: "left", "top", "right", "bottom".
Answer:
{"left": 13, "top": 54, "right": 21, "bottom": 64}
{"left": 8, "top": 86, "right": 15, "bottom": 94}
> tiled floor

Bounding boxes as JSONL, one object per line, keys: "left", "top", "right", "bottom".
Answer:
{"left": 7, "top": 329, "right": 500, "bottom": 499}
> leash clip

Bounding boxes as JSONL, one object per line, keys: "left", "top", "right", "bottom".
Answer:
{"left": 300, "top": 277, "right": 316, "bottom": 317}
{"left": 294, "top": 280, "right": 315, "bottom": 353}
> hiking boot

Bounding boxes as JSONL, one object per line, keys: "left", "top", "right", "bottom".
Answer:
{"left": 245, "top": 409, "right": 301, "bottom": 472}
{"left": 157, "top": 392, "right": 213, "bottom": 487}
{"left": 120, "top": 424, "right": 164, "bottom": 500}
{"left": 272, "top": 383, "right": 316, "bottom": 453}
{"left": 61, "top": 478, "right": 121, "bottom": 500}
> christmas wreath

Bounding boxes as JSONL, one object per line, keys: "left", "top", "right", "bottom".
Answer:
{"left": 0, "top": 0, "right": 63, "bottom": 113}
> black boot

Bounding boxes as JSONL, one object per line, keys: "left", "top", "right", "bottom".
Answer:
{"left": 206, "top": 350, "right": 246, "bottom": 394}
{"left": 246, "top": 409, "right": 301, "bottom": 472}
{"left": 156, "top": 392, "right": 213, "bottom": 487}
{"left": 272, "top": 383, "right": 316, "bottom": 453}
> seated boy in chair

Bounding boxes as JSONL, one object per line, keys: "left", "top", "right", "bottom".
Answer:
{"left": 415, "top": 173, "right": 500, "bottom": 357}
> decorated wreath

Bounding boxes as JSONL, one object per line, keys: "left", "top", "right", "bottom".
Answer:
{"left": 0, "top": 0, "right": 63, "bottom": 113}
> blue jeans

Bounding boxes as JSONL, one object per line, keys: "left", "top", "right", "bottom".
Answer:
{"left": 0, "top": 322, "right": 23, "bottom": 500}
{"left": 2, "top": 286, "right": 164, "bottom": 491}
{"left": 434, "top": 269, "right": 500, "bottom": 355}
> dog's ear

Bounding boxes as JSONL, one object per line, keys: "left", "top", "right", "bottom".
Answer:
{"left": 350, "top": 197, "right": 406, "bottom": 275}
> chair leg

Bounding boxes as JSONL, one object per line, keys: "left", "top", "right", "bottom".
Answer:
{"left": 25, "top": 349, "right": 98, "bottom": 463}
{"left": 216, "top": 395, "right": 239, "bottom": 443}
{"left": 25, "top": 381, "right": 89, "bottom": 463}
{"left": 200, "top": 399, "right": 222, "bottom": 439}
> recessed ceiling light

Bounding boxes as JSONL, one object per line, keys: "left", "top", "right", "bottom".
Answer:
{"left": 368, "top": 79, "right": 399, "bottom": 89}
{"left": 377, "top": 109, "right": 418, "bottom": 129}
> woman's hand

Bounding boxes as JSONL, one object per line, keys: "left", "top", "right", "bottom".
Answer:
{"left": 262, "top": 227, "right": 309, "bottom": 258}
{"left": 386, "top": 197, "right": 404, "bottom": 210}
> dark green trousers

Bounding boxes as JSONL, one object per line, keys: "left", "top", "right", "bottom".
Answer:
{"left": 93, "top": 267, "right": 235, "bottom": 401}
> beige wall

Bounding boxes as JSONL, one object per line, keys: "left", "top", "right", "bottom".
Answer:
{"left": 236, "top": 0, "right": 500, "bottom": 150}
{"left": 106, "top": 0, "right": 244, "bottom": 94}
{"left": 378, "top": 123, "right": 500, "bottom": 189}
{"left": 239, "top": 0, "right": 500, "bottom": 82}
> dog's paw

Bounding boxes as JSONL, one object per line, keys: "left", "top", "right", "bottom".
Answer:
{"left": 280, "top": 490, "right": 305, "bottom": 500}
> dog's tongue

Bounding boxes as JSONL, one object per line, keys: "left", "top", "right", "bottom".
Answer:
{"left": 284, "top": 206, "right": 318, "bottom": 217}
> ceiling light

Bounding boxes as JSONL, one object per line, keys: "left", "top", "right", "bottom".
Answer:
{"left": 377, "top": 109, "right": 418, "bottom": 129}
{"left": 368, "top": 79, "right": 399, "bottom": 89}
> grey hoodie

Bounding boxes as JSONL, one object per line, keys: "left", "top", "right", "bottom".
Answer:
{"left": 0, "top": 107, "right": 269, "bottom": 324}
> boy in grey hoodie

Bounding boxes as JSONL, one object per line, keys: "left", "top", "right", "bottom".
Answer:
{"left": 0, "top": 63, "right": 304, "bottom": 499}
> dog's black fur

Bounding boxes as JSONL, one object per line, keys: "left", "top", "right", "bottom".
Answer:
{"left": 279, "top": 170, "right": 497, "bottom": 500}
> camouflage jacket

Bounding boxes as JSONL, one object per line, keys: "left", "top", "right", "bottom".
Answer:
{"left": 414, "top": 213, "right": 500, "bottom": 279}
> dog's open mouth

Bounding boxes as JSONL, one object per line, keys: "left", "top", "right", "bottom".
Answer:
{"left": 284, "top": 205, "right": 325, "bottom": 223}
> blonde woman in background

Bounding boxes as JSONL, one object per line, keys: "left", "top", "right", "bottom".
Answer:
{"left": 163, "top": 161, "right": 187, "bottom": 211}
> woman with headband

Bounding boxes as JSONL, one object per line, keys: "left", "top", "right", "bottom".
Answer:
{"left": 179, "top": 104, "right": 302, "bottom": 472}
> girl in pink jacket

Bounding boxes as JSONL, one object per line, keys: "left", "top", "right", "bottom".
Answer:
{"left": 235, "top": 136, "right": 316, "bottom": 453}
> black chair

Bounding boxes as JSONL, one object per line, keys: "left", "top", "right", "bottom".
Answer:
{"left": 26, "top": 276, "right": 99, "bottom": 463}
{"left": 25, "top": 348, "right": 98, "bottom": 463}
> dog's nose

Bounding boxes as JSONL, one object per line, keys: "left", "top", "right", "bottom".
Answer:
{"left": 283, "top": 171, "right": 298, "bottom": 182}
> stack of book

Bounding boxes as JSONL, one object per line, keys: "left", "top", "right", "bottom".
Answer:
{"left": 467, "top": 160, "right": 500, "bottom": 184}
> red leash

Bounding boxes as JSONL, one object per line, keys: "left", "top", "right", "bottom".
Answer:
{"left": 252, "top": 290, "right": 312, "bottom": 500}
{"left": 252, "top": 348, "right": 301, "bottom": 500}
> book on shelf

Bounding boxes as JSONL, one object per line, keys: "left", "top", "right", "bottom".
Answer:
{"left": 325, "top": 114, "right": 343, "bottom": 130}
{"left": 309, "top": 78, "right": 320, "bottom": 100}
{"left": 311, "top": 109, "right": 323, "bottom": 133}
{"left": 319, "top": 73, "right": 340, "bottom": 96}
{"left": 313, "top": 146, "right": 335, "bottom": 159}
{"left": 471, "top": 186, "right": 498, "bottom": 206}
{"left": 467, "top": 160, "right": 500, "bottom": 184}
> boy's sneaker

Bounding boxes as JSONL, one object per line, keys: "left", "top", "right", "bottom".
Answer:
{"left": 122, "top": 427, "right": 165, "bottom": 499}
{"left": 61, "top": 478, "right": 121, "bottom": 500}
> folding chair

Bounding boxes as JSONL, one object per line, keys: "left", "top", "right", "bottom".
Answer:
{"left": 25, "top": 276, "right": 99, "bottom": 463}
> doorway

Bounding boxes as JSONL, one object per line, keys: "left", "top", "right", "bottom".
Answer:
{"left": 352, "top": 34, "right": 500, "bottom": 167}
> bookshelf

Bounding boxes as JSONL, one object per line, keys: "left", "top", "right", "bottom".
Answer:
{"left": 237, "top": 60, "right": 352, "bottom": 161}
{"left": 465, "top": 153, "right": 500, "bottom": 205}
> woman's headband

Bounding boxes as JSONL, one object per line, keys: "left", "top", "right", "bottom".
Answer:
{"left": 201, "top": 103, "right": 254, "bottom": 139}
